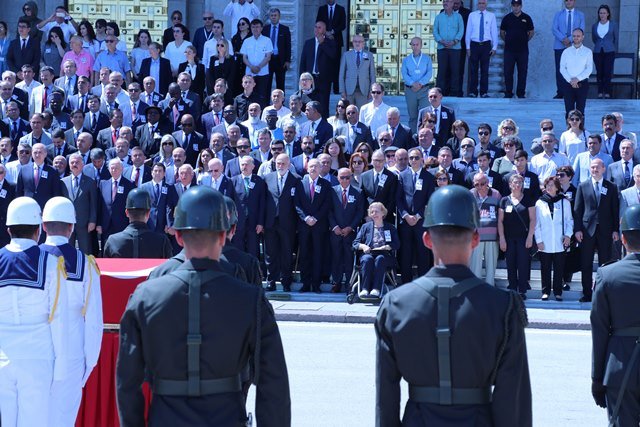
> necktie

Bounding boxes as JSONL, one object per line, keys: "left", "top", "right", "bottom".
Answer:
{"left": 65, "top": 78, "right": 71, "bottom": 98}
{"left": 310, "top": 180, "right": 315, "bottom": 201}
{"left": 356, "top": 51, "right": 361, "bottom": 68}
{"left": 112, "top": 129, "right": 118, "bottom": 145}
{"left": 342, "top": 188, "right": 347, "bottom": 208}
{"left": 112, "top": 179, "right": 118, "bottom": 201}
{"left": 133, "top": 167, "right": 140, "bottom": 187}
{"left": 21, "top": 39, "right": 26, "bottom": 52}
{"left": 271, "top": 25, "right": 277, "bottom": 47}
{"left": 214, "top": 112, "right": 221, "bottom": 125}
{"left": 91, "top": 113, "right": 97, "bottom": 130}
{"left": 374, "top": 172, "right": 379, "bottom": 188}
{"left": 181, "top": 91, "right": 187, "bottom": 101}
{"left": 57, "top": 147, "right": 61, "bottom": 156}
{"left": 244, "top": 176, "right": 250, "bottom": 194}
{"left": 567, "top": 10, "right": 572, "bottom": 38}
{"left": 75, "top": 130, "right": 80, "bottom": 142}
{"left": 131, "top": 102, "right": 136, "bottom": 121}
{"left": 73, "top": 175, "right": 79, "bottom": 197}
{"left": 390, "top": 126, "right": 395, "bottom": 139}
{"left": 286, "top": 143, "right": 292, "bottom": 157}
{"left": 155, "top": 183, "right": 160, "bottom": 202}
{"left": 173, "top": 104, "right": 180, "bottom": 127}
{"left": 11, "top": 121, "right": 18, "bottom": 140}
{"left": 146, "top": 93, "right": 152, "bottom": 104}
{"left": 278, "top": 175, "right": 284, "bottom": 195}
{"left": 183, "top": 185, "right": 187, "bottom": 193}
{"left": 624, "top": 161, "right": 631, "bottom": 184}
{"left": 304, "top": 155, "right": 309, "bottom": 171}
{"left": 79, "top": 95, "right": 85, "bottom": 112}
{"left": 479, "top": 11, "right": 485, "bottom": 42}
{"left": 42, "top": 87, "right": 47, "bottom": 108}
{"left": 595, "top": 181, "right": 601, "bottom": 205}
{"left": 413, "top": 172, "right": 418, "bottom": 186}
{"left": 34, "top": 165, "right": 40, "bottom": 187}
{"left": 212, "top": 178, "right": 218, "bottom": 190}
{"left": 329, "top": 6, "right": 334, "bottom": 22}
{"left": 309, "top": 122, "right": 316, "bottom": 136}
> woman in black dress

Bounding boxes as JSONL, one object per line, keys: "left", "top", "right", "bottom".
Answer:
{"left": 556, "top": 165, "right": 579, "bottom": 289}
{"left": 178, "top": 45, "right": 206, "bottom": 97}
{"left": 207, "top": 38, "right": 237, "bottom": 97}
{"left": 230, "top": 17, "right": 251, "bottom": 96}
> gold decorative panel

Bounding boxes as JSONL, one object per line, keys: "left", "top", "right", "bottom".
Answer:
{"left": 350, "top": 0, "right": 442, "bottom": 94}
{"left": 69, "top": 0, "right": 168, "bottom": 50}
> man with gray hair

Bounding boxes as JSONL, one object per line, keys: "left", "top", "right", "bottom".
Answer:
{"left": 376, "top": 106, "right": 414, "bottom": 149}
{"left": 620, "top": 164, "right": 640, "bottom": 220}
{"left": 83, "top": 148, "right": 109, "bottom": 185}
{"left": 96, "top": 157, "right": 134, "bottom": 247}
{"left": 530, "top": 131, "right": 570, "bottom": 181}
{"left": 231, "top": 155, "right": 266, "bottom": 256}
{"left": 279, "top": 94, "right": 309, "bottom": 129}
{"left": 281, "top": 121, "right": 301, "bottom": 158}
{"left": 606, "top": 139, "right": 637, "bottom": 194}
{"left": 241, "top": 102, "right": 267, "bottom": 148}
{"left": 62, "top": 151, "right": 97, "bottom": 253}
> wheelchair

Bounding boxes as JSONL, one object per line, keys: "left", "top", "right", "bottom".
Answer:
{"left": 346, "top": 249, "right": 398, "bottom": 304}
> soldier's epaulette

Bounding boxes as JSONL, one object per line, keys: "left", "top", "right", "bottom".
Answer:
{"left": 510, "top": 290, "right": 529, "bottom": 328}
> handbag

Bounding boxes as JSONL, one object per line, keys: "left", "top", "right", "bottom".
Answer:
{"left": 508, "top": 196, "right": 538, "bottom": 258}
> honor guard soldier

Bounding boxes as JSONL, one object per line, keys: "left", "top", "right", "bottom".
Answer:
{"left": 591, "top": 204, "right": 640, "bottom": 425}
{"left": 0, "top": 197, "right": 68, "bottom": 427}
{"left": 117, "top": 186, "right": 291, "bottom": 426}
{"left": 375, "top": 185, "right": 532, "bottom": 426}
{"left": 40, "top": 197, "right": 103, "bottom": 427}
{"left": 222, "top": 196, "right": 263, "bottom": 286}
{"left": 103, "top": 188, "right": 174, "bottom": 258}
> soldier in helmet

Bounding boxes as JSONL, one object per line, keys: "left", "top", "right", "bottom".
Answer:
{"left": 103, "top": 188, "right": 173, "bottom": 258}
{"left": 222, "top": 196, "right": 263, "bottom": 286}
{"left": 591, "top": 204, "right": 640, "bottom": 425}
{"left": 375, "top": 184, "right": 532, "bottom": 426}
{"left": 40, "top": 196, "right": 103, "bottom": 427}
{"left": 0, "top": 197, "right": 68, "bottom": 426}
{"left": 117, "top": 186, "right": 291, "bottom": 426}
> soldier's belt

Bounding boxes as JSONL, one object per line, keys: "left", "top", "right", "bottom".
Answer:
{"left": 408, "top": 385, "right": 492, "bottom": 405}
{"left": 612, "top": 327, "right": 640, "bottom": 337}
{"left": 153, "top": 375, "right": 242, "bottom": 396}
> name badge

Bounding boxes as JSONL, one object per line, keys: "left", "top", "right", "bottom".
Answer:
{"left": 40, "top": 170, "right": 48, "bottom": 179}
{"left": 448, "top": 173, "right": 453, "bottom": 180}
{"left": 0, "top": 189, "right": 6, "bottom": 198}
{"left": 161, "top": 186, "right": 168, "bottom": 194}
{"left": 315, "top": 184, "right": 321, "bottom": 194}
{"left": 524, "top": 177, "right": 531, "bottom": 189}
{"left": 489, "top": 205, "right": 496, "bottom": 219}
{"left": 178, "top": 105, "right": 184, "bottom": 112}
{"left": 348, "top": 195, "right": 355, "bottom": 203}
{"left": 362, "top": 53, "right": 369, "bottom": 60}
{"left": 379, "top": 174, "right": 387, "bottom": 184}
{"left": 490, "top": 151, "right": 495, "bottom": 158}
{"left": 214, "top": 60, "right": 220, "bottom": 67}
{"left": 488, "top": 176, "right": 493, "bottom": 187}
{"left": 80, "top": 57, "right": 87, "bottom": 64}
{"left": 384, "top": 230, "right": 392, "bottom": 242}
{"left": 600, "top": 186, "right": 608, "bottom": 195}
{"left": 59, "top": 122, "right": 67, "bottom": 128}
{"left": 140, "top": 117, "right": 146, "bottom": 123}
{"left": 505, "top": 205, "right": 514, "bottom": 213}
{"left": 565, "top": 191, "right": 573, "bottom": 201}
{"left": 248, "top": 181, "right": 255, "bottom": 189}
{"left": 441, "top": 112, "right": 448, "bottom": 119}
{"left": 414, "top": 69, "right": 421, "bottom": 75}
{"left": 314, "top": 138, "right": 320, "bottom": 145}
{"left": 45, "top": 48, "right": 51, "bottom": 53}
{"left": 415, "top": 179, "right": 423, "bottom": 191}
{"left": 117, "top": 186, "right": 124, "bottom": 194}
{"left": 290, "top": 188, "right": 296, "bottom": 196}
{"left": 354, "top": 127, "right": 361, "bottom": 134}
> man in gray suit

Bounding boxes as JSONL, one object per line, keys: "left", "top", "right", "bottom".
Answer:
{"left": 620, "top": 164, "right": 640, "bottom": 221}
{"left": 61, "top": 152, "right": 97, "bottom": 254}
{"left": 339, "top": 34, "right": 376, "bottom": 109}
{"left": 606, "top": 139, "right": 637, "bottom": 194}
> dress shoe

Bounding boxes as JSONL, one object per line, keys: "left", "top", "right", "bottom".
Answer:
{"left": 579, "top": 296, "right": 592, "bottom": 303}
{"left": 553, "top": 94, "right": 563, "bottom": 99}
{"left": 299, "top": 285, "right": 311, "bottom": 293}
{"left": 504, "top": 93, "right": 513, "bottom": 99}
{"left": 468, "top": 93, "right": 477, "bottom": 98}
{"left": 598, "top": 93, "right": 604, "bottom": 99}
{"left": 331, "top": 283, "right": 342, "bottom": 293}
{"left": 555, "top": 295, "right": 563, "bottom": 301}
{"left": 265, "top": 281, "right": 277, "bottom": 292}
{"left": 563, "top": 283, "right": 571, "bottom": 291}
{"left": 541, "top": 293, "right": 549, "bottom": 301}
{"left": 359, "top": 289, "right": 369, "bottom": 298}
{"left": 604, "top": 93, "right": 611, "bottom": 99}
{"left": 480, "top": 93, "right": 490, "bottom": 98}
{"left": 370, "top": 288, "right": 380, "bottom": 298}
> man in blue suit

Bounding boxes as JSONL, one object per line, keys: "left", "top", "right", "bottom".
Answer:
{"left": 96, "top": 158, "right": 134, "bottom": 248}
{"left": 552, "top": 0, "right": 585, "bottom": 98}
{"left": 263, "top": 153, "right": 301, "bottom": 291}
{"left": 396, "top": 148, "right": 436, "bottom": 284}
{"left": 231, "top": 156, "right": 266, "bottom": 257}
{"left": 225, "top": 139, "right": 260, "bottom": 178}
{"left": 328, "top": 168, "right": 365, "bottom": 292}
{"left": 295, "top": 158, "right": 331, "bottom": 293}
{"left": 16, "top": 143, "right": 62, "bottom": 210}
{"left": 140, "top": 163, "right": 178, "bottom": 241}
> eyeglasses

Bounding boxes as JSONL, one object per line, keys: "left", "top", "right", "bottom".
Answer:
{"left": 385, "top": 154, "right": 395, "bottom": 158}
{"left": 569, "top": 117, "right": 581, "bottom": 122}
{"left": 162, "top": 142, "right": 174, "bottom": 146}
{"left": 371, "top": 91, "right": 382, "bottom": 94}
{"left": 474, "top": 182, "right": 487, "bottom": 187}
{"left": 427, "top": 120, "right": 437, "bottom": 124}
{"left": 271, "top": 147, "right": 283, "bottom": 152}
{"left": 18, "top": 150, "right": 30, "bottom": 154}
{"left": 542, "top": 127, "right": 553, "bottom": 131}
{"left": 461, "top": 144, "right": 473, "bottom": 149}
{"left": 203, "top": 17, "right": 214, "bottom": 20}
{"left": 351, "top": 160, "right": 364, "bottom": 165}
{"left": 504, "top": 143, "right": 515, "bottom": 147}
{"left": 105, "top": 40, "right": 116, "bottom": 43}
{"left": 502, "top": 126, "right": 515, "bottom": 131}
{"left": 436, "top": 177, "right": 449, "bottom": 182}
{"left": 409, "top": 156, "right": 421, "bottom": 160}
{"left": 237, "top": 145, "right": 250, "bottom": 150}
{"left": 338, "top": 176, "right": 351, "bottom": 180}
{"left": 557, "top": 173, "right": 567, "bottom": 177}
{"left": 379, "top": 138, "right": 390, "bottom": 142}
{"left": 478, "top": 131, "right": 490, "bottom": 136}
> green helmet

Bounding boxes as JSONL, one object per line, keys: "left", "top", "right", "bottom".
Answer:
{"left": 223, "top": 196, "right": 238, "bottom": 228}
{"left": 125, "top": 188, "right": 151, "bottom": 210}
{"left": 621, "top": 205, "right": 640, "bottom": 232}
{"left": 423, "top": 184, "right": 479, "bottom": 230}
{"left": 173, "top": 186, "right": 229, "bottom": 231}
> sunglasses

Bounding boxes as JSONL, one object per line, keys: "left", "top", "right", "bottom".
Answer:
{"left": 569, "top": 117, "right": 581, "bottom": 122}
{"left": 504, "top": 143, "right": 515, "bottom": 147}
{"left": 351, "top": 160, "right": 364, "bottom": 165}
{"left": 427, "top": 120, "right": 437, "bottom": 124}
{"left": 474, "top": 182, "right": 487, "bottom": 187}
{"left": 437, "top": 177, "right": 449, "bottom": 182}
{"left": 346, "top": 111, "right": 357, "bottom": 115}
{"left": 223, "top": 110, "right": 235, "bottom": 114}
{"left": 385, "top": 154, "right": 395, "bottom": 158}
{"left": 409, "top": 156, "right": 421, "bottom": 160}
{"left": 478, "top": 131, "right": 489, "bottom": 136}
{"left": 337, "top": 105, "right": 346, "bottom": 108}
{"left": 237, "top": 145, "right": 250, "bottom": 150}
{"left": 338, "top": 176, "right": 351, "bottom": 180}
{"left": 502, "top": 126, "right": 515, "bottom": 131}
{"left": 358, "top": 148, "right": 369, "bottom": 153}
{"left": 542, "top": 127, "right": 553, "bottom": 131}
{"left": 379, "top": 138, "right": 390, "bottom": 142}
{"left": 371, "top": 91, "right": 382, "bottom": 94}
{"left": 557, "top": 173, "right": 567, "bottom": 178}
{"left": 128, "top": 88, "right": 140, "bottom": 92}
{"left": 203, "top": 17, "right": 214, "bottom": 20}
{"left": 461, "top": 145, "right": 473, "bottom": 149}
{"left": 19, "top": 150, "right": 30, "bottom": 154}
{"left": 105, "top": 40, "right": 116, "bottom": 43}
{"left": 162, "top": 142, "right": 174, "bottom": 146}
{"left": 217, "top": 44, "right": 225, "bottom": 47}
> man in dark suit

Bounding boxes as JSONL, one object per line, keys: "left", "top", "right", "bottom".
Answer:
{"left": 429, "top": 146, "right": 465, "bottom": 186}
{"left": 209, "top": 132, "right": 236, "bottom": 168}
{"left": 176, "top": 72, "right": 202, "bottom": 122}
{"left": 601, "top": 114, "right": 627, "bottom": 162}
{"left": 263, "top": 153, "right": 301, "bottom": 291}
{"left": 375, "top": 107, "right": 415, "bottom": 150}
{"left": 359, "top": 149, "right": 399, "bottom": 223}
{"left": 126, "top": 82, "right": 150, "bottom": 134}
{"left": 417, "top": 87, "right": 456, "bottom": 146}
{"left": 64, "top": 109, "right": 89, "bottom": 148}
{"left": 225, "top": 139, "right": 259, "bottom": 177}
{"left": 397, "top": 148, "right": 436, "bottom": 284}
{"left": 606, "top": 139, "right": 636, "bottom": 194}
{"left": 335, "top": 104, "right": 374, "bottom": 155}
{"left": 95, "top": 109, "right": 123, "bottom": 152}
{"left": 141, "top": 77, "right": 163, "bottom": 106}
{"left": 416, "top": 127, "right": 440, "bottom": 159}
{"left": 591, "top": 205, "right": 640, "bottom": 425}
{"left": 0, "top": 163, "right": 16, "bottom": 247}
{"left": 316, "top": 0, "right": 346, "bottom": 94}
{"left": 4, "top": 101, "right": 31, "bottom": 147}
{"left": 61, "top": 152, "right": 97, "bottom": 254}
{"left": 140, "top": 163, "right": 178, "bottom": 237}
{"left": 135, "top": 106, "right": 169, "bottom": 158}
{"left": 137, "top": 43, "right": 172, "bottom": 96}
{"left": 299, "top": 21, "right": 337, "bottom": 116}
{"left": 291, "top": 136, "right": 316, "bottom": 176}
{"left": 97, "top": 158, "right": 135, "bottom": 247}
{"left": 65, "top": 76, "right": 91, "bottom": 113}
{"left": 122, "top": 147, "right": 152, "bottom": 187}
{"left": 0, "top": 138, "right": 17, "bottom": 165}
{"left": 172, "top": 114, "right": 203, "bottom": 167}
{"left": 84, "top": 95, "right": 110, "bottom": 139}
{"left": 295, "top": 159, "right": 331, "bottom": 292}
{"left": 329, "top": 168, "right": 365, "bottom": 292}
{"left": 465, "top": 150, "right": 504, "bottom": 195}
{"left": 231, "top": 156, "right": 266, "bottom": 257}
{"left": 6, "top": 18, "right": 41, "bottom": 75}
{"left": 298, "top": 101, "right": 333, "bottom": 151}
{"left": 83, "top": 148, "right": 111, "bottom": 186}
{"left": 159, "top": 83, "right": 194, "bottom": 134}
{"left": 263, "top": 8, "right": 292, "bottom": 92}
{"left": 574, "top": 158, "right": 619, "bottom": 302}
{"left": 47, "top": 129, "right": 77, "bottom": 164}
{"left": 16, "top": 143, "right": 62, "bottom": 210}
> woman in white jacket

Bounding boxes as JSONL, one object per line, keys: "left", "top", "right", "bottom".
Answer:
{"left": 534, "top": 176, "right": 574, "bottom": 301}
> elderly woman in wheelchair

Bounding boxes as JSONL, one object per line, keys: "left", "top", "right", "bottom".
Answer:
{"left": 352, "top": 202, "right": 400, "bottom": 298}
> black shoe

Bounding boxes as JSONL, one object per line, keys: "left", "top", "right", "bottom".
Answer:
{"left": 480, "top": 93, "right": 490, "bottom": 98}
{"left": 265, "top": 281, "right": 277, "bottom": 292}
{"left": 283, "top": 284, "right": 291, "bottom": 292}
{"left": 553, "top": 94, "right": 563, "bottom": 99}
{"left": 504, "top": 93, "right": 513, "bottom": 99}
{"left": 563, "top": 283, "right": 571, "bottom": 291}
{"left": 579, "top": 296, "right": 592, "bottom": 303}
{"left": 468, "top": 93, "right": 477, "bottom": 98}
{"left": 555, "top": 295, "right": 563, "bottom": 301}
{"left": 313, "top": 286, "right": 322, "bottom": 294}
{"left": 299, "top": 285, "right": 311, "bottom": 293}
{"left": 526, "top": 283, "right": 532, "bottom": 290}
{"left": 330, "top": 283, "right": 342, "bottom": 293}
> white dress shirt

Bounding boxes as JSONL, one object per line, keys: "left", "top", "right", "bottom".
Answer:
{"left": 560, "top": 44, "right": 593, "bottom": 82}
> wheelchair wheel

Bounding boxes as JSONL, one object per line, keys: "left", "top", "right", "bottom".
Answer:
{"left": 346, "top": 293, "right": 356, "bottom": 305}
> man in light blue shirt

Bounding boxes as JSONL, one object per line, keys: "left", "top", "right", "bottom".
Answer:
{"left": 433, "top": 0, "right": 464, "bottom": 97}
{"left": 573, "top": 134, "right": 613, "bottom": 185}
{"left": 551, "top": 0, "right": 585, "bottom": 99}
{"left": 93, "top": 36, "right": 131, "bottom": 85}
{"left": 401, "top": 37, "right": 432, "bottom": 133}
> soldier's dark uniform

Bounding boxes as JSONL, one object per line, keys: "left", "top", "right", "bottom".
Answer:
{"left": 222, "top": 196, "right": 263, "bottom": 287}
{"left": 147, "top": 249, "right": 248, "bottom": 282}
{"left": 103, "top": 188, "right": 173, "bottom": 259}
{"left": 375, "top": 185, "right": 532, "bottom": 426}
{"left": 591, "top": 205, "right": 640, "bottom": 425}
{"left": 116, "top": 186, "right": 290, "bottom": 427}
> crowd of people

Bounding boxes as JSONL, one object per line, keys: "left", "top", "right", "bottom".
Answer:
{"left": 0, "top": 0, "right": 633, "bottom": 304}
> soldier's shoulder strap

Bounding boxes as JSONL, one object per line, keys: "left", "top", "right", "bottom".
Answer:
{"left": 413, "top": 275, "right": 486, "bottom": 300}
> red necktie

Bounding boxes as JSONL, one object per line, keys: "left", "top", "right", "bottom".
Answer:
{"left": 342, "top": 188, "right": 347, "bottom": 208}
{"left": 304, "top": 155, "right": 309, "bottom": 171}
{"left": 42, "top": 88, "right": 47, "bottom": 109}
{"left": 310, "top": 180, "right": 315, "bottom": 201}
{"left": 132, "top": 167, "right": 140, "bottom": 187}
{"left": 112, "top": 129, "right": 118, "bottom": 145}
{"left": 33, "top": 166, "right": 40, "bottom": 187}
{"left": 112, "top": 180, "right": 118, "bottom": 202}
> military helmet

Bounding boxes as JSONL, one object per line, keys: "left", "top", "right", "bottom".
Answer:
{"left": 42, "top": 197, "right": 76, "bottom": 224}
{"left": 173, "top": 186, "right": 229, "bottom": 231}
{"left": 423, "top": 184, "right": 479, "bottom": 230}
{"left": 223, "top": 196, "right": 238, "bottom": 227}
{"left": 125, "top": 188, "right": 151, "bottom": 210}
{"left": 7, "top": 197, "right": 42, "bottom": 226}
{"left": 621, "top": 205, "right": 640, "bottom": 232}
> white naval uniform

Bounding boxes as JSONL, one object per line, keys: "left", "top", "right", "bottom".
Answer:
{"left": 0, "top": 238, "right": 67, "bottom": 427}
{"left": 42, "top": 235, "right": 103, "bottom": 427}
